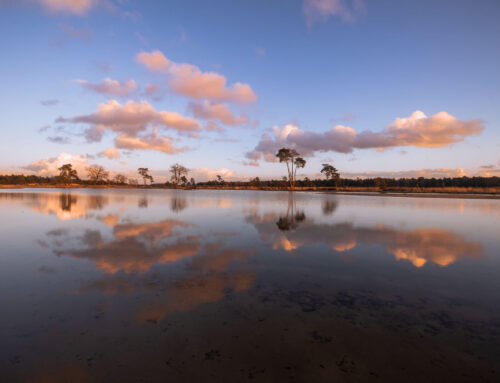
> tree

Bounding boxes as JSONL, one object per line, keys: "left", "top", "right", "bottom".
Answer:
{"left": 86, "top": 165, "right": 109, "bottom": 184}
{"left": 57, "top": 164, "right": 79, "bottom": 184}
{"left": 169, "top": 163, "right": 189, "bottom": 186}
{"left": 294, "top": 157, "right": 306, "bottom": 185}
{"left": 190, "top": 177, "right": 196, "bottom": 188}
{"left": 180, "top": 175, "right": 188, "bottom": 186}
{"left": 276, "top": 147, "right": 300, "bottom": 188}
{"left": 374, "top": 177, "right": 387, "bottom": 192}
{"left": 250, "top": 177, "right": 261, "bottom": 188}
{"left": 113, "top": 174, "right": 127, "bottom": 185}
{"left": 138, "top": 168, "right": 154, "bottom": 185}
{"left": 216, "top": 174, "right": 224, "bottom": 185}
{"left": 321, "top": 163, "right": 340, "bottom": 188}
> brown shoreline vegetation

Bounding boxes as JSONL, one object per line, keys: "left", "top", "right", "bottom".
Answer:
{"left": 1, "top": 183, "right": 500, "bottom": 199}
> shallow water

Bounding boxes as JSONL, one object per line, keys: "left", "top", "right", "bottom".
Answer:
{"left": 0, "top": 189, "right": 499, "bottom": 382}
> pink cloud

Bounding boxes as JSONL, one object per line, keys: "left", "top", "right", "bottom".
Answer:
{"left": 188, "top": 101, "right": 248, "bottom": 126}
{"left": 115, "top": 133, "right": 187, "bottom": 155}
{"left": 248, "top": 111, "right": 484, "bottom": 161}
{"left": 100, "top": 146, "right": 120, "bottom": 159}
{"left": 143, "top": 83, "right": 165, "bottom": 101}
{"left": 303, "top": 0, "right": 366, "bottom": 27}
{"left": 57, "top": 100, "right": 200, "bottom": 155}
{"left": 58, "top": 99, "right": 200, "bottom": 137}
{"left": 38, "top": 0, "right": 97, "bottom": 15}
{"left": 135, "top": 50, "right": 170, "bottom": 73}
{"left": 136, "top": 50, "right": 257, "bottom": 104}
{"left": 76, "top": 78, "right": 138, "bottom": 97}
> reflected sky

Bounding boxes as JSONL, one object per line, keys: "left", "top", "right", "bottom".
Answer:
{"left": 1, "top": 190, "right": 499, "bottom": 382}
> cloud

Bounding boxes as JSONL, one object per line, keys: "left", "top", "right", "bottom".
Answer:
{"left": 205, "top": 120, "right": 225, "bottom": 134}
{"left": 40, "top": 99, "right": 59, "bottom": 106}
{"left": 213, "top": 138, "right": 239, "bottom": 143}
{"left": 342, "top": 168, "right": 468, "bottom": 179}
{"left": 100, "top": 146, "right": 120, "bottom": 159}
{"left": 242, "top": 160, "right": 259, "bottom": 167}
{"left": 188, "top": 101, "right": 248, "bottom": 126}
{"left": 47, "top": 135, "right": 70, "bottom": 144}
{"left": 76, "top": 78, "right": 138, "bottom": 97}
{"left": 50, "top": 23, "right": 94, "bottom": 47}
{"left": 22, "top": 152, "right": 89, "bottom": 176}
{"left": 191, "top": 167, "right": 237, "bottom": 182}
{"left": 303, "top": 0, "right": 366, "bottom": 27}
{"left": 57, "top": 99, "right": 200, "bottom": 154}
{"left": 143, "top": 83, "right": 165, "bottom": 101}
{"left": 115, "top": 132, "right": 188, "bottom": 155}
{"left": 135, "top": 50, "right": 170, "bottom": 73}
{"left": 253, "top": 45, "right": 266, "bottom": 57}
{"left": 38, "top": 0, "right": 97, "bottom": 15}
{"left": 136, "top": 50, "right": 257, "bottom": 104}
{"left": 248, "top": 111, "right": 484, "bottom": 161}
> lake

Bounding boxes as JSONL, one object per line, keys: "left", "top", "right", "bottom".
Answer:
{"left": 1, "top": 189, "right": 499, "bottom": 382}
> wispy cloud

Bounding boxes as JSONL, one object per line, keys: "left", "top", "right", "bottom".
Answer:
{"left": 303, "top": 0, "right": 366, "bottom": 27}
{"left": 50, "top": 23, "right": 93, "bottom": 47}
{"left": 38, "top": 0, "right": 97, "bottom": 15}
{"left": 188, "top": 101, "right": 248, "bottom": 126}
{"left": 47, "top": 135, "right": 70, "bottom": 144}
{"left": 40, "top": 99, "right": 59, "bottom": 106}
{"left": 75, "top": 78, "right": 138, "bottom": 97}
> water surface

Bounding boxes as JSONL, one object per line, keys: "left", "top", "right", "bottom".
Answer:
{"left": 1, "top": 189, "right": 499, "bottom": 382}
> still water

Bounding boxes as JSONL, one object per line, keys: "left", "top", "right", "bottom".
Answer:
{"left": 0, "top": 189, "right": 499, "bottom": 382}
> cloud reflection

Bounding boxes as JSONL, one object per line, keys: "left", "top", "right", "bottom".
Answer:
{"left": 249, "top": 213, "right": 482, "bottom": 267}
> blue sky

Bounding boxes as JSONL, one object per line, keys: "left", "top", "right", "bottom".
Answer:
{"left": 0, "top": 0, "right": 499, "bottom": 181}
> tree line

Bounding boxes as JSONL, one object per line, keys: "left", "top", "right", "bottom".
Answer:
{"left": 1, "top": 147, "right": 500, "bottom": 189}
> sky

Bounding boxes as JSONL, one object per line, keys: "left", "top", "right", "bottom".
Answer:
{"left": 0, "top": 0, "right": 499, "bottom": 182}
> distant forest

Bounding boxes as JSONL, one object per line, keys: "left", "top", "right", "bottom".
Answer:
{"left": 2, "top": 173, "right": 500, "bottom": 189}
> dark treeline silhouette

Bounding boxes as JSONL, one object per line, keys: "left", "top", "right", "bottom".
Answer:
{"left": 2, "top": 173, "right": 500, "bottom": 189}
{"left": 198, "top": 176, "right": 500, "bottom": 189}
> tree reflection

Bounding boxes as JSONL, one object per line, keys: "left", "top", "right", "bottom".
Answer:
{"left": 59, "top": 194, "right": 76, "bottom": 211}
{"left": 170, "top": 195, "right": 188, "bottom": 212}
{"left": 276, "top": 193, "right": 306, "bottom": 231}
{"left": 322, "top": 199, "right": 338, "bottom": 216}
{"left": 138, "top": 196, "right": 148, "bottom": 208}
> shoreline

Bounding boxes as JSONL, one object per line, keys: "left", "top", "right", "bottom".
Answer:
{"left": 1, "top": 184, "right": 500, "bottom": 199}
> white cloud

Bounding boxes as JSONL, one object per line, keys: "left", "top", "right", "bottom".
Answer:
{"left": 22, "top": 152, "right": 89, "bottom": 176}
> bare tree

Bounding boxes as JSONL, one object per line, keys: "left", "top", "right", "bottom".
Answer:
{"left": 169, "top": 163, "right": 189, "bottom": 187}
{"left": 57, "top": 164, "right": 79, "bottom": 184}
{"left": 86, "top": 165, "right": 109, "bottom": 184}
{"left": 113, "top": 174, "right": 127, "bottom": 185}
{"left": 138, "top": 168, "right": 154, "bottom": 185}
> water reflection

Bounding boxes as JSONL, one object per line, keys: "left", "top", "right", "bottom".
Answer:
{"left": 170, "top": 195, "right": 188, "bottom": 212}
{"left": 0, "top": 192, "right": 108, "bottom": 220}
{"left": 1, "top": 190, "right": 499, "bottom": 382}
